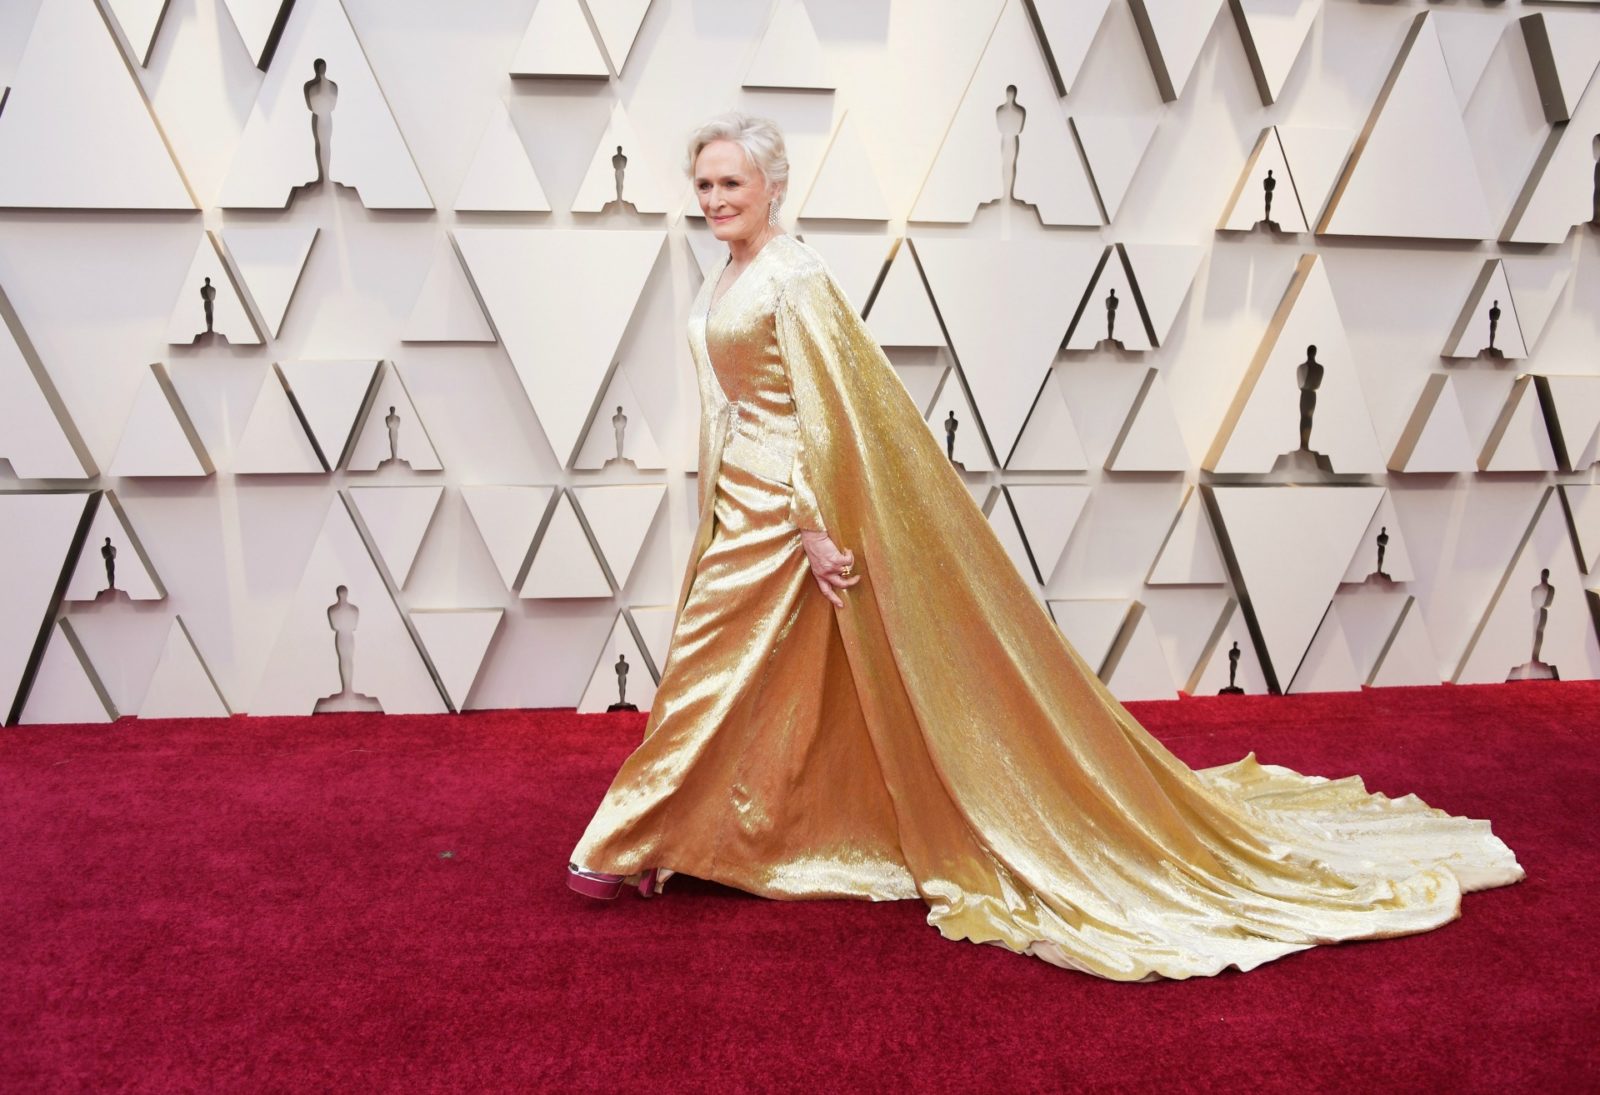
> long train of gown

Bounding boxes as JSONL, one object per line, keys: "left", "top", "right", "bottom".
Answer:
{"left": 569, "top": 233, "right": 1525, "bottom": 982}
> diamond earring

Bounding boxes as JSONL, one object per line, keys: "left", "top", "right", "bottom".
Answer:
{"left": 768, "top": 197, "right": 782, "bottom": 226}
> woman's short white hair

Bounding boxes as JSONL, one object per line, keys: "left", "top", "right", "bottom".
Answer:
{"left": 684, "top": 111, "right": 789, "bottom": 196}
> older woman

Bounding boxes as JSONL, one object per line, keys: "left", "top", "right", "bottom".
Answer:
{"left": 565, "top": 112, "right": 1524, "bottom": 981}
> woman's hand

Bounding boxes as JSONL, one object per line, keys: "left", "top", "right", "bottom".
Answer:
{"left": 799, "top": 529, "right": 860, "bottom": 608}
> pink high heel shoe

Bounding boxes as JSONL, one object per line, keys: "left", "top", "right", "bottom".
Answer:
{"left": 567, "top": 863, "right": 664, "bottom": 899}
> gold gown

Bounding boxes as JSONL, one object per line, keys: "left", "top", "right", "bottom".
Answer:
{"left": 569, "top": 233, "right": 1525, "bottom": 981}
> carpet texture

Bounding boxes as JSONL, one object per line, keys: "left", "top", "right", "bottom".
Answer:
{"left": 1, "top": 681, "right": 1595, "bottom": 1093}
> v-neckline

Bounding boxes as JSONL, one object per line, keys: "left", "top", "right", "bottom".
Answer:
{"left": 707, "top": 234, "right": 785, "bottom": 319}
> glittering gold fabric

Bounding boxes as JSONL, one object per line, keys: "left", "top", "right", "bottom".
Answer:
{"left": 569, "top": 233, "right": 1525, "bottom": 981}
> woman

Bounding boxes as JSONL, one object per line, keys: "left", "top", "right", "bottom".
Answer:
{"left": 566, "top": 112, "right": 1525, "bottom": 981}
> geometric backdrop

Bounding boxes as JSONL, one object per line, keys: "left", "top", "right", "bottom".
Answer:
{"left": 2, "top": 0, "right": 1598, "bottom": 723}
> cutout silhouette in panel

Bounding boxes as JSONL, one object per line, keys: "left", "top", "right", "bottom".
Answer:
{"left": 915, "top": 237, "right": 1103, "bottom": 462}
{"left": 510, "top": 0, "right": 608, "bottom": 77}
{"left": 571, "top": 485, "right": 667, "bottom": 590}
{"left": 1432, "top": 10, "right": 1503, "bottom": 110}
{"left": 1066, "top": 248, "right": 1151, "bottom": 352}
{"left": 0, "top": 282, "right": 96, "bottom": 478}
{"left": 1147, "top": 486, "right": 1227, "bottom": 585}
{"left": 1520, "top": 13, "right": 1600, "bottom": 124}
{"left": 1128, "top": 0, "right": 1226, "bottom": 103}
{"left": 454, "top": 100, "right": 551, "bottom": 213}
{"left": 587, "top": 0, "right": 653, "bottom": 76}
{"left": 461, "top": 485, "right": 555, "bottom": 588}
{"left": 1206, "top": 485, "right": 1384, "bottom": 693}
{"left": 1187, "top": 601, "right": 1269, "bottom": 696}
{"left": 988, "top": 493, "right": 1046, "bottom": 604}
{"left": 221, "top": 225, "right": 318, "bottom": 340}
{"left": 277, "top": 359, "right": 380, "bottom": 470}
{"left": 1028, "top": 0, "right": 1114, "bottom": 96}
{"left": 402, "top": 234, "right": 495, "bottom": 343}
{"left": 165, "top": 231, "right": 261, "bottom": 346}
{"left": 64, "top": 492, "right": 165, "bottom": 602}
{"left": 108, "top": 363, "right": 214, "bottom": 477}
{"left": 1442, "top": 261, "right": 1527, "bottom": 360}
{"left": 0, "top": 0, "right": 193, "bottom": 208}
{"left": 578, "top": 612, "right": 657, "bottom": 713}
{"left": 865, "top": 240, "right": 943, "bottom": 347}
{"left": 232, "top": 364, "right": 325, "bottom": 474}
{"left": 911, "top": 0, "right": 1100, "bottom": 225}
{"left": 454, "top": 228, "right": 667, "bottom": 465}
{"left": 221, "top": 0, "right": 295, "bottom": 68}
{"left": 21, "top": 620, "right": 117, "bottom": 725}
{"left": 1389, "top": 374, "right": 1475, "bottom": 474}
{"left": 1536, "top": 375, "right": 1600, "bottom": 473}
{"left": 1119, "top": 243, "right": 1204, "bottom": 348}
{"left": 1, "top": 492, "right": 93, "bottom": 723}
{"left": 1367, "top": 596, "right": 1442, "bottom": 688}
{"left": 1502, "top": 66, "right": 1600, "bottom": 243}
{"left": 1342, "top": 492, "right": 1414, "bottom": 584}
{"left": 347, "top": 485, "right": 443, "bottom": 588}
{"left": 1220, "top": 128, "right": 1308, "bottom": 233}
{"left": 1046, "top": 599, "right": 1130, "bottom": 675}
{"left": 105, "top": 0, "right": 171, "bottom": 67}
{"left": 139, "top": 616, "right": 230, "bottom": 718}
{"left": 1007, "top": 372, "right": 1088, "bottom": 471}
{"left": 253, "top": 495, "right": 447, "bottom": 715}
{"left": 1319, "top": 13, "right": 1492, "bottom": 240}
{"left": 800, "top": 112, "right": 892, "bottom": 221}
{"left": 410, "top": 609, "right": 502, "bottom": 712}
{"left": 1003, "top": 484, "right": 1090, "bottom": 585}
{"left": 795, "top": 233, "right": 891, "bottom": 313}
{"left": 1456, "top": 487, "right": 1600, "bottom": 683}
{"left": 1561, "top": 484, "right": 1600, "bottom": 573}
{"left": 1102, "top": 602, "right": 1180, "bottom": 701}
{"left": 218, "top": 0, "right": 432, "bottom": 209}
{"left": 574, "top": 366, "right": 666, "bottom": 470}
{"left": 523, "top": 491, "right": 612, "bottom": 599}
{"left": 1074, "top": 113, "right": 1161, "bottom": 223}
{"left": 1230, "top": 0, "right": 1320, "bottom": 106}
{"left": 924, "top": 367, "right": 994, "bottom": 472}
{"left": 1478, "top": 375, "right": 1558, "bottom": 473}
{"left": 744, "top": 0, "right": 831, "bottom": 90}
{"left": 1205, "top": 255, "right": 1384, "bottom": 476}
{"left": 1284, "top": 605, "right": 1362, "bottom": 694}
{"left": 1105, "top": 369, "right": 1190, "bottom": 470}
{"left": 571, "top": 103, "right": 677, "bottom": 214}
{"left": 346, "top": 364, "right": 442, "bottom": 472}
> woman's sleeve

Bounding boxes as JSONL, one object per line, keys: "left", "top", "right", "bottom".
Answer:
{"left": 774, "top": 271, "right": 845, "bottom": 535}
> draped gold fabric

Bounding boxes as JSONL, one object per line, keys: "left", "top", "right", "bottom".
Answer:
{"left": 569, "top": 234, "right": 1525, "bottom": 981}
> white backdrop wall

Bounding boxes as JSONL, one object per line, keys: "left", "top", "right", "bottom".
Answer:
{"left": 1, "top": 0, "right": 1599, "bottom": 722}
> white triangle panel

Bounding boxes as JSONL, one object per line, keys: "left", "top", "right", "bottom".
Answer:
{"left": 744, "top": 0, "right": 832, "bottom": 90}
{"left": 1067, "top": 250, "right": 1150, "bottom": 352}
{"left": 1147, "top": 487, "right": 1227, "bottom": 585}
{"left": 800, "top": 112, "right": 891, "bottom": 221}
{"left": 0, "top": 284, "right": 95, "bottom": 478}
{"left": 65, "top": 493, "right": 164, "bottom": 602}
{"left": 347, "top": 364, "right": 443, "bottom": 472}
{"left": 523, "top": 492, "right": 612, "bottom": 598}
{"left": 1443, "top": 261, "right": 1526, "bottom": 359}
{"left": 1103, "top": 604, "right": 1180, "bottom": 700}
{"left": 348, "top": 485, "right": 443, "bottom": 588}
{"left": 1120, "top": 244, "right": 1203, "bottom": 346}
{"left": 461, "top": 485, "right": 554, "bottom": 588}
{"left": 1030, "top": 0, "right": 1114, "bottom": 96}
{"left": 166, "top": 231, "right": 260, "bottom": 346}
{"left": 572, "top": 485, "right": 667, "bottom": 589}
{"left": 1478, "top": 376, "right": 1557, "bottom": 473}
{"left": 1187, "top": 602, "right": 1270, "bottom": 696}
{"left": 1368, "top": 597, "right": 1442, "bottom": 688}
{"left": 105, "top": 0, "right": 170, "bottom": 67}
{"left": 139, "top": 617, "right": 230, "bottom": 718}
{"left": 21, "top": 620, "right": 116, "bottom": 724}
{"left": 1389, "top": 374, "right": 1475, "bottom": 474}
{"left": 797, "top": 233, "right": 891, "bottom": 313}
{"left": 403, "top": 235, "right": 496, "bottom": 343}
{"left": 108, "top": 364, "right": 213, "bottom": 477}
{"left": 1285, "top": 606, "right": 1362, "bottom": 694}
{"left": 1, "top": 492, "right": 93, "bottom": 720}
{"left": 278, "top": 359, "right": 380, "bottom": 471}
{"left": 1004, "top": 484, "right": 1090, "bottom": 585}
{"left": 578, "top": 612, "right": 657, "bottom": 713}
{"left": 1231, "top": 0, "right": 1320, "bottom": 105}
{"left": 1046, "top": 599, "right": 1130, "bottom": 675}
{"left": 454, "top": 100, "right": 551, "bottom": 213}
{"left": 571, "top": 102, "right": 677, "bottom": 214}
{"left": 1007, "top": 373, "right": 1088, "bottom": 472}
{"left": 866, "top": 241, "right": 943, "bottom": 347}
{"left": 1074, "top": 113, "right": 1160, "bottom": 222}
{"left": 0, "top": 0, "right": 193, "bottom": 208}
{"left": 575, "top": 367, "right": 667, "bottom": 471}
{"left": 1274, "top": 126, "right": 1353, "bottom": 228}
{"left": 1342, "top": 492, "right": 1415, "bottom": 584}
{"left": 411, "top": 609, "right": 502, "bottom": 711}
{"left": 233, "top": 366, "right": 325, "bottom": 474}
{"left": 629, "top": 605, "right": 675, "bottom": 680}
{"left": 1128, "top": 0, "right": 1226, "bottom": 102}
{"left": 220, "top": 0, "right": 292, "bottom": 67}
{"left": 222, "top": 225, "right": 318, "bottom": 340}
{"left": 1221, "top": 128, "right": 1307, "bottom": 232}
{"left": 1540, "top": 376, "right": 1600, "bottom": 473}
{"left": 510, "top": 0, "right": 608, "bottom": 77}
{"left": 1106, "top": 369, "right": 1189, "bottom": 472}
{"left": 588, "top": 0, "right": 652, "bottom": 75}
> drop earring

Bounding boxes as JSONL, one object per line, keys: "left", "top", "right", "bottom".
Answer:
{"left": 768, "top": 197, "right": 782, "bottom": 226}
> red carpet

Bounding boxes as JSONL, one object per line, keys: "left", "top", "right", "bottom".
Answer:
{"left": 1, "top": 682, "right": 1595, "bottom": 1093}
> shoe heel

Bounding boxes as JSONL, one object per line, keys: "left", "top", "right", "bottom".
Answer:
{"left": 638, "top": 868, "right": 659, "bottom": 898}
{"left": 567, "top": 863, "right": 624, "bottom": 900}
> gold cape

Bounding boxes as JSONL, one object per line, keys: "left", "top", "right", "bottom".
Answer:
{"left": 570, "top": 233, "right": 1525, "bottom": 981}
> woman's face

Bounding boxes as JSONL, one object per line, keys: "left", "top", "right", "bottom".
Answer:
{"left": 694, "top": 139, "right": 780, "bottom": 245}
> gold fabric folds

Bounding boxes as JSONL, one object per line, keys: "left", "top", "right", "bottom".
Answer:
{"left": 570, "top": 234, "right": 1524, "bottom": 981}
